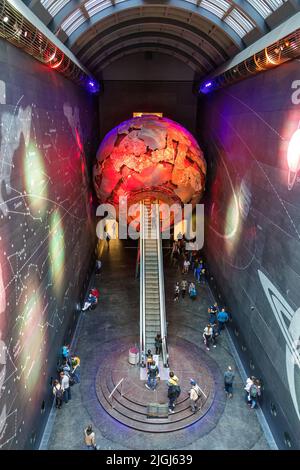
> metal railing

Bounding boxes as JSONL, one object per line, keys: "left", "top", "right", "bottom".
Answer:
{"left": 139, "top": 202, "right": 146, "bottom": 366}
{"left": 109, "top": 377, "right": 124, "bottom": 409}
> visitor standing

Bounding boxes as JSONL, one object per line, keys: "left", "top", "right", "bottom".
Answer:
{"left": 189, "top": 379, "right": 202, "bottom": 413}
{"left": 167, "top": 371, "right": 180, "bottom": 413}
{"left": 224, "top": 366, "right": 235, "bottom": 398}
{"left": 181, "top": 279, "right": 188, "bottom": 299}
{"left": 174, "top": 282, "right": 180, "bottom": 302}
{"left": 217, "top": 308, "right": 229, "bottom": 334}
{"left": 60, "top": 371, "right": 71, "bottom": 403}
{"left": 154, "top": 334, "right": 162, "bottom": 355}
{"left": 52, "top": 379, "right": 63, "bottom": 409}
{"left": 84, "top": 425, "right": 96, "bottom": 450}
{"left": 145, "top": 360, "right": 159, "bottom": 391}
{"left": 203, "top": 324, "right": 215, "bottom": 351}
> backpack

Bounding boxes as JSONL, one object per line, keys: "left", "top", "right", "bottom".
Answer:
{"left": 250, "top": 385, "right": 258, "bottom": 398}
{"left": 55, "top": 387, "right": 63, "bottom": 399}
{"left": 174, "top": 385, "right": 181, "bottom": 397}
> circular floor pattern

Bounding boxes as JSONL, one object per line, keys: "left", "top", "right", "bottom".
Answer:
{"left": 95, "top": 339, "right": 215, "bottom": 432}
{"left": 83, "top": 336, "right": 226, "bottom": 448}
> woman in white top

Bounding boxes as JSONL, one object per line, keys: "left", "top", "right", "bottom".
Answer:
{"left": 183, "top": 259, "right": 190, "bottom": 274}
{"left": 203, "top": 324, "right": 213, "bottom": 351}
{"left": 84, "top": 425, "right": 96, "bottom": 450}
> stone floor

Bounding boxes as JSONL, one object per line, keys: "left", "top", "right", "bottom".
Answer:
{"left": 46, "top": 239, "right": 270, "bottom": 450}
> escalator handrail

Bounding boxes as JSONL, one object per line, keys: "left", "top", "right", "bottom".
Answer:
{"left": 139, "top": 202, "right": 146, "bottom": 364}
{"left": 155, "top": 202, "right": 168, "bottom": 367}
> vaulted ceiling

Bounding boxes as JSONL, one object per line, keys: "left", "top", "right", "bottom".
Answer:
{"left": 22, "top": 0, "right": 300, "bottom": 77}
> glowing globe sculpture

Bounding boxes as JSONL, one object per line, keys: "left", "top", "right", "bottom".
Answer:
{"left": 93, "top": 116, "right": 206, "bottom": 211}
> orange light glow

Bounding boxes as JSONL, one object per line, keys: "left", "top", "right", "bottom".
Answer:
{"left": 133, "top": 112, "right": 163, "bottom": 117}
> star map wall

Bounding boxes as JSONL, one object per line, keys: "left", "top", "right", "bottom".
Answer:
{"left": 198, "top": 59, "right": 300, "bottom": 449}
{"left": 0, "top": 39, "right": 98, "bottom": 449}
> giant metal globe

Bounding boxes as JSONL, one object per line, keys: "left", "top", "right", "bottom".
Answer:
{"left": 93, "top": 115, "right": 206, "bottom": 209}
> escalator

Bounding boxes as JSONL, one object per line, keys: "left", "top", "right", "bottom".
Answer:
{"left": 140, "top": 198, "right": 168, "bottom": 367}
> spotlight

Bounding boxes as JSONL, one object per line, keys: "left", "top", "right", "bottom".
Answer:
{"left": 205, "top": 81, "right": 212, "bottom": 88}
{"left": 3, "top": 16, "right": 9, "bottom": 23}
{"left": 87, "top": 79, "right": 100, "bottom": 93}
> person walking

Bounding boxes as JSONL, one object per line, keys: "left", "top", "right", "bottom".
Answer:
{"left": 146, "top": 349, "right": 153, "bottom": 369}
{"left": 217, "top": 308, "right": 229, "bottom": 334}
{"left": 167, "top": 371, "right": 180, "bottom": 413}
{"left": 249, "top": 379, "right": 261, "bottom": 409}
{"left": 60, "top": 371, "right": 71, "bottom": 403}
{"left": 145, "top": 360, "right": 159, "bottom": 391}
{"left": 183, "top": 258, "right": 190, "bottom": 274}
{"left": 203, "top": 324, "right": 215, "bottom": 351}
{"left": 154, "top": 334, "right": 162, "bottom": 355}
{"left": 189, "top": 379, "right": 202, "bottom": 413}
{"left": 84, "top": 425, "right": 96, "bottom": 450}
{"left": 189, "top": 282, "right": 197, "bottom": 300}
{"left": 224, "top": 366, "right": 235, "bottom": 398}
{"left": 95, "top": 259, "right": 102, "bottom": 276}
{"left": 208, "top": 307, "right": 217, "bottom": 325}
{"left": 244, "top": 376, "right": 255, "bottom": 404}
{"left": 181, "top": 279, "right": 188, "bottom": 299}
{"left": 174, "top": 282, "right": 180, "bottom": 302}
{"left": 53, "top": 379, "right": 63, "bottom": 409}
{"left": 71, "top": 355, "right": 81, "bottom": 383}
{"left": 61, "top": 343, "right": 70, "bottom": 361}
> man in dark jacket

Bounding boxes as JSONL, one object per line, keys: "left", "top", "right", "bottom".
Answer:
{"left": 145, "top": 360, "right": 159, "bottom": 390}
{"left": 167, "top": 372, "right": 180, "bottom": 413}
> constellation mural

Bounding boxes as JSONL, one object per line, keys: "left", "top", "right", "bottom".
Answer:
{"left": 0, "top": 74, "right": 96, "bottom": 449}
{"left": 258, "top": 270, "right": 300, "bottom": 421}
{"left": 201, "top": 58, "right": 300, "bottom": 447}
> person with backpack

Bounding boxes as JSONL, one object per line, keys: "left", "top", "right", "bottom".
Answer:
{"left": 224, "top": 366, "right": 235, "bottom": 398}
{"left": 84, "top": 425, "right": 97, "bottom": 450}
{"left": 249, "top": 379, "right": 261, "bottom": 409}
{"left": 146, "top": 349, "right": 153, "bottom": 369}
{"left": 145, "top": 360, "right": 159, "bottom": 391}
{"left": 189, "top": 379, "right": 202, "bottom": 412}
{"left": 53, "top": 379, "right": 63, "bottom": 409}
{"left": 167, "top": 371, "right": 180, "bottom": 413}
